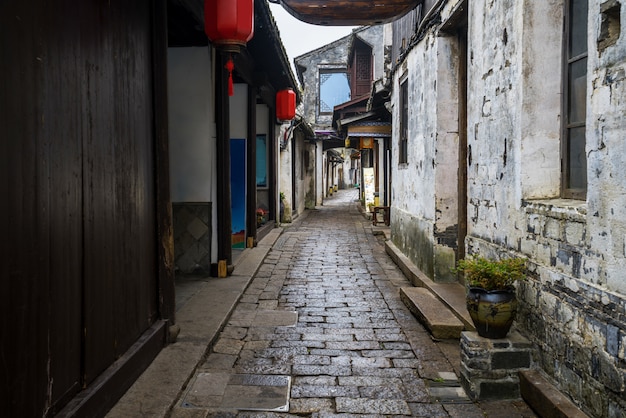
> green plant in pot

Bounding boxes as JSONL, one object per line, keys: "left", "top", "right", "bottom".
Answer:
{"left": 454, "top": 255, "right": 526, "bottom": 339}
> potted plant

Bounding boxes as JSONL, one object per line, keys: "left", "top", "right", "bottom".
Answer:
{"left": 256, "top": 208, "right": 268, "bottom": 226}
{"left": 454, "top": 255, "right": 526, "bottom": 338}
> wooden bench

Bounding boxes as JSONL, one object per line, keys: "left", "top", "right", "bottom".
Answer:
{"left": 372, "top": 206, "right": 390, "bottom": 226}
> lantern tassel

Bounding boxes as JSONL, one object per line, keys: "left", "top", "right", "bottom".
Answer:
{"left": 225, "top": 57, "right": 235, "bottom": 96}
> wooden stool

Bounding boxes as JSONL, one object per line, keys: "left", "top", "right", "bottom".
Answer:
{"left": 372, "top": 206, "right": 390, "bottom": 226}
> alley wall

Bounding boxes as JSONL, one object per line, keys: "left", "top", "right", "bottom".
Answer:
{"left": 391, "top": 0, "right": 626, "bottom": 415}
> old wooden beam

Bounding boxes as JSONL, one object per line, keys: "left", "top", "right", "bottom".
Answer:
{"left": 276, "top": 0, "right": 421, "bottom": 26}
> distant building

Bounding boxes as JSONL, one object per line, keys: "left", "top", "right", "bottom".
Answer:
{"left": 295, "top": 26, "right": 389, "bottom": 206}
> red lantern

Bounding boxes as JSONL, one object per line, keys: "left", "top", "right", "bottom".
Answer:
{"left": 205, "top": 0, "right": 254, "bottom": 96}
{"left": 204, "top": 0, "right": 254, "bottom": 51}
{"left": 276, "top": 89, "right": 296, "bottom": 121}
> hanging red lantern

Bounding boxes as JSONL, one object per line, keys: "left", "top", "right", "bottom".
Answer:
{"left": 204, "top": 0, "right": 254, "bottom": 51}
{"left": 276, "top": 89, "right": 296, "bottom": 121}
{"left": 205, "top": 0, "right": 254, "bottom": 96}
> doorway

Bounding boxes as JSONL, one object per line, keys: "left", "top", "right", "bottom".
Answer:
{"left": 231, "top": 138, "right": 247, "bottom": 249}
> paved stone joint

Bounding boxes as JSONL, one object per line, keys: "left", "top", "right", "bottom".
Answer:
{"left": 175, "top": 189, "right": 537, "bottom": 417}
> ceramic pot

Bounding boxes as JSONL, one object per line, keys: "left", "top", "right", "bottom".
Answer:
{"left": 466, "top": 287, "right": 517, "bottom": 339}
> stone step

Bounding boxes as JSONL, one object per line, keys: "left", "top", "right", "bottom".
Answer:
{"left": 385, "top": 240, "right": 474, "bottom": 332}
{"left": 519, "top": 370, "right": 589, "bottom": 418}
{"left": 400, "top": 287, "right": 465, "bottom": 339}
{"left": 428, "top": 282, "right": 473, "bottom": 330}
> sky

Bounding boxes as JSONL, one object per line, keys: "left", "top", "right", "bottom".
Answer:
{"left": 268, "top": 3, "right": 357, "bottom": 71}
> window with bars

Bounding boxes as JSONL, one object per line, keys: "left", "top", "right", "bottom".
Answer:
{"left": 562, "top": 0, "right": 588, "bottom": 199}
{"left": 319, "top": 70, "right": 350, "bottom": 115}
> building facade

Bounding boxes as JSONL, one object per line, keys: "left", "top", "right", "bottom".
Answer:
{"left": 279, "top": 116, "right": 317, "bottom": 222}
{"left": 389, "top": 0, "right": 626, "bottom": 415}
{"left": 169, "top": 0, "right": 299, "bottom": 275}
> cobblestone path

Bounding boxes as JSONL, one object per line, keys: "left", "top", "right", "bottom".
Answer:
{"left": 178, "top": 189, "right": 537, "bottom": 417}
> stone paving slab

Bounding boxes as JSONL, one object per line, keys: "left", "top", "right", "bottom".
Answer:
{"left": 182, "top": 373, "right": 291, "bottom": 412}
{"left": 252, "top": 310, "right": 298, "bottom": 327}
{"left": 178, "top": 190, "right": 465, "bottom": 416}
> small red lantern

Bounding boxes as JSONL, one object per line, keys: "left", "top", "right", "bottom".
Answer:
{"left": 276, "top": 89, "right": 296, "bottom": 121}
{"left": 205, "top": 0, "right": 254, "bottom": 96}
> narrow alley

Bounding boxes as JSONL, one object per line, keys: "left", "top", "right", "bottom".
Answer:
{"left": 158, "top": 189, "right": 537, "bottom": 417}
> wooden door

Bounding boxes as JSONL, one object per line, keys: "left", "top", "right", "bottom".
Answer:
{"left": 1, "top": 0, "right": 161, "bottom": 415}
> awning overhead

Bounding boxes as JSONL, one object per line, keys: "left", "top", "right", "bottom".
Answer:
{"left": 348, "top": 121, "right": 392, "bottom": 138}
{"left": 314, "top": 130, "right": 348, "bottom": 151}
{"left": 270, "top": 0, "right": 422, "bottom": 26}
{"left": 327, "top": 149, "right": 345, "bottom": 163}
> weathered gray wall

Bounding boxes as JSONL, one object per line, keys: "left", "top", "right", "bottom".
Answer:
{"left": 390, "top": 2, "right": 462, "bottom": 282}
{"left": 467, "top": 1, "right": 626, "bottom": 414}
{"left": 296, "top": 36, "right": 350, "bottom": 131}
{"left": 392, "top": 0, "right": 626, "bottom": 415}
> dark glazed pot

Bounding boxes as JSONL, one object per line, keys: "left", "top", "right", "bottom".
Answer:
{"left": 466, "top": 287, "right": 518, "bottom": 339}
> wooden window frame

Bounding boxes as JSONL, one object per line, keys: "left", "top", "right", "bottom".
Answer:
{"left": 318, "top": 69, "right": 350, "bottom": 115}
{"left": 561, "top": 0, "right": 588, "bottom": 199}
{"left": 399, "top": 78, "right": 408, "bottom": 164}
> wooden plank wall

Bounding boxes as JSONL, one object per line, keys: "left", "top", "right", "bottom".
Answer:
{"left": 0, "top": 0, "right": 165, "bottom": 415}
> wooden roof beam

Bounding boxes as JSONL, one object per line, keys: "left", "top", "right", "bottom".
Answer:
{"left": 269, "top": 0, "right": 422, "bottom": 26}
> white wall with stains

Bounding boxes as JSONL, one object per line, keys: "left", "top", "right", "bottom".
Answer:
{"left": 391, "top": 0, "right": 626, "bottom": 414}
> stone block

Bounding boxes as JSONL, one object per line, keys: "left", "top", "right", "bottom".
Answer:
{"left": 544, "top": 218, "right": 562, "bottom": 240}
{"left": 536, "top": 243, "right": 553, "bottom": 268}
{"left": 606, "top": 324, "right": 620, "bottom": 357}
{"left": 526, "top": 213, "right": 543, "bottom": 235}
{"left": 519, "top": 370, "right": 589, "bottom": 418}
{"left": 400, "top": 287, "right": 464, "bottom": 339}
{"left": 477, "top": 379, "right": 520, "bottom": 400}
{"left": 564, "top": 221, "right": 585, "bottom": 246}
{"left": 492, "top": 350, "right": 531, "bottom": 369}
{"left": 460, "top": 331, "right": 534, "bottom": 401}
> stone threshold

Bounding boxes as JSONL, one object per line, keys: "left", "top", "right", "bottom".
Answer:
{"left": 400, "top": 287, "right": 464, "bottom": 339}
{"left": 385, "top": 239, "right": 474, "bottom": 333}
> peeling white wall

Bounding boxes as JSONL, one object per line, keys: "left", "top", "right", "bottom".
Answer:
{"left": 390, "top": 0, "right": 626, "bottom": 414}
{"left": 586, "top": 0, "right": 626, "bottom": 294}
{"left": 390, "top": 22, "right": 462, "bottom": 279}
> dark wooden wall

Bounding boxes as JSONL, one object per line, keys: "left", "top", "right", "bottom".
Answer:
{"left": 0, "top": 0, "right": 168, "bottom": 415}
{"left": 391, "top": 0, "right": 441, "bottom": 67}
{"left": 392, "top": 6, "right": 420, "bottom": 67}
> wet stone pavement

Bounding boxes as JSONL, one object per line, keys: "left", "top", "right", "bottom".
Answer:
{"left": 173, "top": 189, "right": 537, "bottom": 417}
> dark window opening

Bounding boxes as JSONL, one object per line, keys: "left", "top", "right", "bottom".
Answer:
{"left": 562, "top": 0, "right": 588, "bottom": 199}
{"left": 399, "top": 79, "right": 409, "bottom": 164}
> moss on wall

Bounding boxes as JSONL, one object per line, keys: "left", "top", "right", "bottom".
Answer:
{"left": 391, "top": 209, "right": 435, "bottom": 279}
